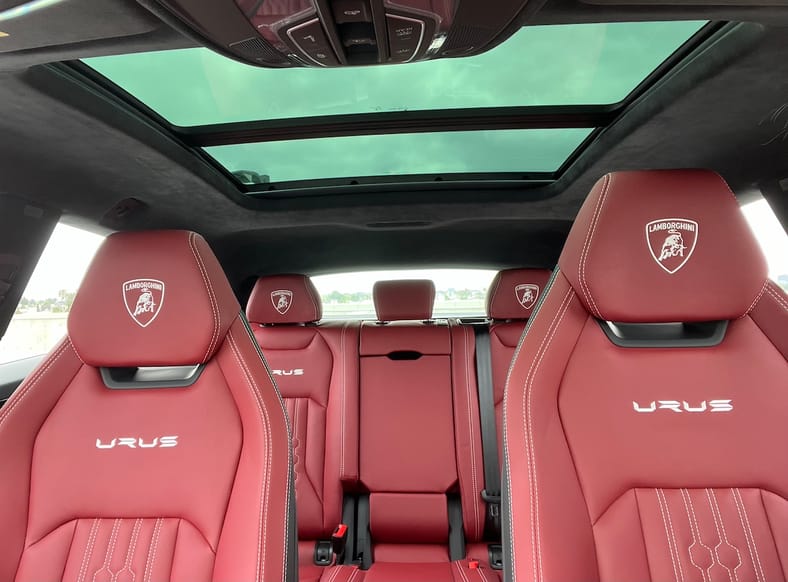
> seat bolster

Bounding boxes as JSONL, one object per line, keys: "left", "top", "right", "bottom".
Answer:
{"left": 320, "top": 321, "right": 361, "bottom": 487}
{"left": 502, "top": 272, "right": 598, "bottom": 582}
{"left": 213, "top": 317, "right": 295, "bottom": 582}
{"left": 749, "top": 280, "right": 788, "bottom": 359}
{"left": 0, "top": 338, "right": 82, "bottom": 581}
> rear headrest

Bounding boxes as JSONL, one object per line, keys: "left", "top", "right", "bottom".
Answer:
{"left": 68, "top": 230, "right": 240, "bottom": 367}
{"left": 246, "top": 274, "right": 322, "bottom": 324}
{"left": 559, "top": 170, "right": 767, "bottom": 322}
{"left": 486, "top": 269, "right": 553, "bottom": 320}
{"left": 373, "top": 280, "right": 435, "bottom": 321}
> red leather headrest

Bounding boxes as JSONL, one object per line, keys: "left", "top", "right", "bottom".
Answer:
{"left": 246, "top": 274, "right": 322, "bottom": 324}
{"left": 486, "top": 269, "right": 552, "bottom": 320}
{"left": 68, "top": 230, "right": 240, "bottom": 367}
{"left": 373, "top": 280, "right": 435, "bottom": 321}
{"left": 559, "top": 170, "right": 768, "bottom": 322}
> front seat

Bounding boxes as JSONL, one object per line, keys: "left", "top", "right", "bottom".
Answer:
{"left": 503, "top": 170, "right": 788, "bottom": 582}
{"left": 0, "top": 230, "right": 295, "bottom": 582}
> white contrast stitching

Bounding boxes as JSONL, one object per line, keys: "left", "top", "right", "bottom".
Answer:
{"left": 339, "top": 323, "right": 347, "bottom": 478}
{"left": 656, "top": 489, "right": 682, "bottom": 582}
{"left": 77, "top": 518, "right": 100, "bottom": 582}
{"left": 502, "top": 270, "right": 558, "bottom": 582}
{"left": 188, "top": 232, "right": 220, "bottom": 362}
{"left": 732, "top": 488, "right": 765, "bottom": 582}
{"left": 706, "top": 488, "right": 742, "bottom": 582}
{"left": 118, "top": 518, "right": 142, "bottom": 581}
{"left": 463, "top": 325, "right": 481, "bottom": 540}
{"left": 143, "top": 518, "right": 162, "bottom": 582}
{"left": 681, "top": 488, "right": 712, "bottom": 582}
{"left": 454, "top": 560, "right": 471, "bottom": 582}
{"left": 765, "top": 283, "right": 788, "bottom": 311}
{"left": 92, "top": 518, "right": 121, "bottom": 582}
{"left": 741, "top": 280, "right": 769, "bottom": 318}
{"left": 228, "top": 331, "right": 274, "bottom": 582}
{"left": 521, "top": 288, "right": 574, "bottom": 582}
{"left": 0, "top": 340, "right": 72, "bottom": 430}
{"left": 578, "top": 174, "right": 612, "bottom": 318}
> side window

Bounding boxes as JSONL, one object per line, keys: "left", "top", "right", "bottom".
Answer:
{"left": 0, "top": 223, "right": 103, "bottom": 365}
{"left": 742, "top": 197, "right": 788, "bottom": 291}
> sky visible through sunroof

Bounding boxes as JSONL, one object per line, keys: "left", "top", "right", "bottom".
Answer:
{"left": 206, "top": 128, "right": 594, "bottom": 183}
{"left": 85, "top": 21, "right": 706, "bottom": 126}
{"left": 84, "top": 21, "right": 705, "bottom": 183}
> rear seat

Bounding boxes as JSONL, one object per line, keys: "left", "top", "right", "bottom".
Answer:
{"left": 356, "top": 280, "right": 497, "bottom": 581}
{"left": 245, "top": 273, "right": 535, "bottom": 581}
{"left": 483, "top": 268, "right": 552, "bottom": 454}
{"left": 245, "top": 274, "right": 361, "bottom": 582}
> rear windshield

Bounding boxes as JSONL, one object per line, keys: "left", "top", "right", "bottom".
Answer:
{"left": 311, "top": 269, "right": 497, "bottom": 320}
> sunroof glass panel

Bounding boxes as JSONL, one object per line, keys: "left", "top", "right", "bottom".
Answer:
{"left": 206, "top": 128, "right": 595, "bottom": 184}
{"left": 84, "top": 21, "right": 706, "bottom": 127}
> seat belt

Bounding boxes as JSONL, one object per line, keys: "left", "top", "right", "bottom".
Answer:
{"left": 473, "top": 324, "right": 501, "bottom": 539}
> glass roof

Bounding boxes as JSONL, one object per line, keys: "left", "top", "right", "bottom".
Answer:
{"left": 84, "top": 21, "right": 706, "bottom": 127}
{"left": 206, "top": 128, "right": 594, "bottom": 184}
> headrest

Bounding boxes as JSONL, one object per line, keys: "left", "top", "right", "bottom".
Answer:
{"left": 559, "top": 170, "right": 767, "bottom": 322}
{"left": 246, "top": 274, "right": 322, "bottom": 324}
{"left": 373, "top": 280, "right": 435, "bottom": 321}
{"left": 68, "top": 230, "right": 240, "bottom": 367}
{"left": 486, "top": 269, "right": 553, "bottom": 320}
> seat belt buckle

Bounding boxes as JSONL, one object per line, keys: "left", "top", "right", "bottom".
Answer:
{"left": 481, "top": 489, "right": 501, "bottom": 533}
{"left": 331, "top": 523, "right": 349, "bottom": 563}
{"left": 313, "top": 540, "right": 333, "bottom": 566}
{"left": 488, "top": 544, "right": 503, "bottom": 570}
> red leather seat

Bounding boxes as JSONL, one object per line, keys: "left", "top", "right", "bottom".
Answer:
{"left": 0, "top": 230, "right": 295, "bottom": 582}
{"left": 503, "top": 170, "right": 788, "bottom": 581}
{"left": 485, "top": 269, "right": 552, "bottom": 456}
{"left": 358, "top": 280, "right": 498, "bottom": 581}
{"left": 246, "top": 274, "right": 361, "bottom": 582}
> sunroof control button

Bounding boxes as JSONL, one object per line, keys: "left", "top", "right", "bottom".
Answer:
{"left": 333, "top": 0, "right": 371, "bottom": 23}
{"left": 387, "top": 14, "right": 423, "bottom": 62}
{"left": 287, "top": 19, "right": 339, "bottom": 66}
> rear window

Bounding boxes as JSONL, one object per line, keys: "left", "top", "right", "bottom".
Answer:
{"left": 312, "top": 269, "right": 497, "bottom": 320}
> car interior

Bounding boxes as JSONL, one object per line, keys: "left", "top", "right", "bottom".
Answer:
{"left": 0, "top": 0, "right": 786, "bottom": 580}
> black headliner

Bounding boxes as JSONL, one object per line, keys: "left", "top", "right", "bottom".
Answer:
{"left": 0, "top": 0, "right": 786, "bottom": 291}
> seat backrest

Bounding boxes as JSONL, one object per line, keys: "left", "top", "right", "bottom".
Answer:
{"left": 503, "top": 170, "right": 788, "bottom": 582}
{"left": 246, "top": 274, "right": 359, "bottom": 546}
{"left": 359, "top": 280, "right": 486, "bottom": 562}
{"left": 0, "top": 230, "right": 295, "bottom": 582}
{"left": 485, "top": 268, "right": 552, "bottom": 455}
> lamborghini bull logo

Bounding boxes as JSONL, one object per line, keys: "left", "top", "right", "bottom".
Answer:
{"left": 122, "top": 279, "right": 165, "bottom": 327}
{"left": 659, "top": 231, "right": 687, "bottom": 261}
{"left": 646, "top": 219, "right": 698, "bottom": 274}
{"left": 514, "top": 284, "right": 540, "bottom": 310}
{"left": 271, "top": 289, "right": 293, "bottom": 315}
{"left": 135, "top": 291, "right": 156, "bottom": 316}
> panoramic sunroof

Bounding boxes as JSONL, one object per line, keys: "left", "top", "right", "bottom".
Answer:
{"left": 85, "top": 21, "right": 706, "bottom": 127}
{"left": 81, "top": 20, "right": 708, "bottom": 190}
{"left": 207, "top": 128, "right": 594, "bottom": 184}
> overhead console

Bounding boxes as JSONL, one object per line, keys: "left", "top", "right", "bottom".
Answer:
{"left": 150, "top": 0, "right": 531, "bottom": 67}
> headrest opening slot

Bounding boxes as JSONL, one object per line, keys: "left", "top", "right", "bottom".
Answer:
{"left": 386, "top": 351, "right": 423, "bottom": 361}
{"left": 599, "top": 320, "right": 728, "bottom": 348}
{"left": 100, "top": 365, "right": 205, "bottom": 389}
